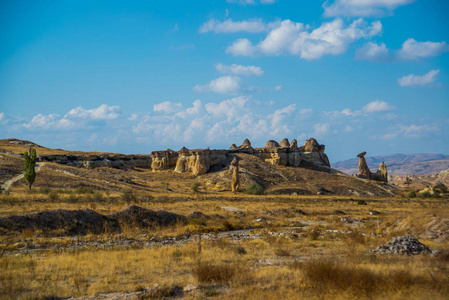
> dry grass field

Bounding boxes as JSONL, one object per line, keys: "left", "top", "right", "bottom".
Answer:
{"left": 1, "top": 139, "right": 448, "bottom": 299}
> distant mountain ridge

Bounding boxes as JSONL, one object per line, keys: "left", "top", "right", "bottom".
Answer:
{"left": 333, "top": 153, "right": 449, "bottom": 175}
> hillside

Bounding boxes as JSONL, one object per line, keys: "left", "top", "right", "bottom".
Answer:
{"left": 0, "top": 138, "right": 393, "bottom": 197}
{"left": 333, "top": 153, "right": 449, "bottom": 175}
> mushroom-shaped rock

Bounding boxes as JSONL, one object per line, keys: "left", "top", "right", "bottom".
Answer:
{"left": 303, "top": 138, "right": 325, "bottom": 152}
{"left": 265, "top": 140, "right": 280, "bottom": 149}
{"left": 290, "top": 139, "right": 299, "bottom": 151}
{"left": 239, "top": 138, "right": 252, "bottom": 149}
{"left": 229, "top": 144, "right": 238, "bottom": 150}
{"left": 279, "top": 138, "right": 290, "bottom": 148}
{"left": 357, "top": 151, "right": 371, "bottom": 179}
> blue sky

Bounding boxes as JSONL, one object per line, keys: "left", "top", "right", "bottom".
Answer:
{"left": 0, "top": 0, "right": 448, "bottom": 162}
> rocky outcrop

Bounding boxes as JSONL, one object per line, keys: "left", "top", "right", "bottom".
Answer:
{"left": 357, "top": 152, "right": 388, "bottom": 182}
{"left": 230, "top": 157, "right": 240, "bottom": 192}
{"left": 279, "top": 138, "right": 290, "bottom": 148}
{"left": 239, "top": 138, "right": 252, "bottom": 149}
{"left": 265, "top": 140, "right": 281, "bottom": 149}
{"left": 304, "top": 138, "right": 325, "bottom": 152}
{"left": 38, "top": 154, "right": 152, "bottom": 169}
{"left": 357, "top": 152, "right": 371, "bottom": 180}
{"left": 36, "top": 137, "right": 331, "bottom": 176}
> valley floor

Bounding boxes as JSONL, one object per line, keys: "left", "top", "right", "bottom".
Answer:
{"left": 1, "top": 190, "right": 448, "bottom": 299}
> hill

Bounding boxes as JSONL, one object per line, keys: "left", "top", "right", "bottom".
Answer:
{"left": 0, "top": 138, "right": 393, "bottom": 197}
{"left": 333, "top": 153, "right": 449, "bottom": 175}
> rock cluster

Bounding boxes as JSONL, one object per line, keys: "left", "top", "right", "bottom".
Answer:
{"left": 357, "top": 151, "right": 388, "bottom": 182}
{"left": 372, "top": 236, "right": 431, "bottom": 255}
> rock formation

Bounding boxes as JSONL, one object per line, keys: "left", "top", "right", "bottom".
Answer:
{"left": 239, "top": 138, "right": 252, "bottom": 149}
{"left": 357, "top": 152, "right": 388, "bottom": 182}
{"left": 376, "top": 162, "right": 388, "bottom": 182}
{"left": 279, "top": 138, "right": 290, "bottom": 148}
{"left": 265, "top": 140, "right": 280, "bottom": 149}
{"left": 230, "top": 157, "right": 240, "bottom": 192}
{"left": 37, "top": 137, "right": 332, "bottom": 177}
{"left": 357, "top": 152, "right": 371, "bottom": 179}
{"left": 289, "top": 139, "right": 299, "bottom": 152}
{"left": 304, "top": 138, "right": 325, "bottom": 152}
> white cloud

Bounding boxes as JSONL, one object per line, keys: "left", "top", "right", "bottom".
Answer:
{"left": 275, "top": 85, "right": 283, "bottom": 91}
{"left": 67, "top": 104, "right": 121, "bottom": 120}
{"left": 227, "top": 0, "right": 255, "bottom": 4}
{"left": 261, "top": 0, "right": 276, "bottom": 3}
{"left": 226, "top": 18, "right": 382, "bottom": 60}
{"left": 0, "top": 112, "right": 4, "bottom": 123}
{"left": 398, "top": 69, "right": 440, "bottom": 87}
{"left": 194, "top": 76, "right": 242, "bottom": 94}
{"left": 153, "top": 101, "right": 184, "bottom": 114}
{"left": 199, "top": 18, "right": 266, "bottom": 33}
{"left": 22, "top": 104, "right": 122, "bottom": 131}
{"left": 314, "top": 123, "right": 330, "bottom": 136}
{"left": 215, "top": 63, "right": 264, "bottom": 76}
{"left": 362, "top": 100, "right": 395, "bottom": 113}
{"left": 397, "top": 38, "right": 449, "bottom": 60}
{"left": 355, "top": 42, "right": 390, "bottom": 62}
{"left": 132, "top": 97, "right": 303, "bottom": 147}
{"left": 323, "top": 0, "right": 415, "bottom": 17}
{"left": 397, "top": 123, "right": 439, "bottom": 138}
{"left": 226, "top": 38, "right": 259, "bottom": 57}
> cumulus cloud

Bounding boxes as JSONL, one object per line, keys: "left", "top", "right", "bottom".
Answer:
{"left": 397, "top": 38, "right": 449, "bottom": 60}
{"left": 154, "top": 101, "right": 184, "bottom": 114}
{"left": 215, "top": 63, "right": 264, "bottom": 76}
{"left": 325, "top": 100, "right": 395, "bottom": 117}
{"left": 22, "top": 104, "right": 122, "bottom": 131}
{"left": 396, "top": 123, "right": 439, "bottom": 138}
{"left": 355, "top": 42, "right": 391, "bottom": 62}
{"left": 362, "top": 100, "right": 395, "bottom": 113}
{"left": 226, "top": 18, "right": 382, "bottom": 60}
{"left": 67, "top": 104, "right": 121, "bottom": 120}
{"left": 133, "top": 97, "right": 302, "bottom": 146}
{"left": 314, "top": 123, "right": 330, "bottom": 136}
{"left": 199, "top": 18, "right": 266, "bottom": 33}
{"left": 194, "top": 76, "right": 242, "bottom": 94}
{"left": 398, "top": 69, "right": 440, "bottom": 87}
{"left": 323, "top": 0, "right": 415, "bottom": 17}
{"left": 226, "top": 39, "right": 259, "bottom": 57}
{"left": 356, "top": 39, "right": 449, "bottom": 62}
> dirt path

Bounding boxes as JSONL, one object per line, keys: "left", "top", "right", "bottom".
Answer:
{"left": 1, "top": 163, "right": 44, "bottom": 192}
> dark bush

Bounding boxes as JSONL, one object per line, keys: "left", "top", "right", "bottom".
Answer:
{"left": 244, "top": 183, "right": 264, "bottom": 195}
{"left": 407, "top": 191, "right": 417, "bottom": 198}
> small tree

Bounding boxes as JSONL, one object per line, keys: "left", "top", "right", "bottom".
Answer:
{"left": 23, "top": 146, "right": 37, "bottom": 190}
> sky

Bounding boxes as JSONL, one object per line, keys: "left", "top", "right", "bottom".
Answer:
{"left": 0, "top": 0, "right": 448, "bottom": 162}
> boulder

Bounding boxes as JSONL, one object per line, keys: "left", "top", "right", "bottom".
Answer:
{"left": 229, "top": 144, "right": 238, "bottom": 150}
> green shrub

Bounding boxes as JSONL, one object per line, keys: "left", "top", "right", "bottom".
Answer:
{"left": 418, "top": 191, "right": 432, "bottom": 198}
{"left": 244, "top": 183, "right": 264, "bottom": 195}
{"left": 191, "top": 182, "right": 201, "bottom": 193}
{"left": 357, "top": 200, "right": 367, "bottom": 205}
{"left": 407, "top": 191, "right": 417, "bottom": 198}
{"left": 434, "top": 182, "right": 448, "bottom": 193}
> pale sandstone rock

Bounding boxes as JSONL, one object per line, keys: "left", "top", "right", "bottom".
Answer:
{"left": 230, "top": 157, "right": 240, "bottom": 192}
{"left": 279, "top": 138, "right": 290, "bottom": 148}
